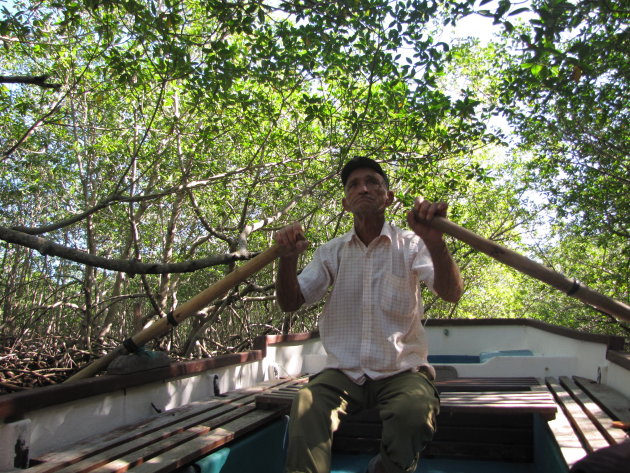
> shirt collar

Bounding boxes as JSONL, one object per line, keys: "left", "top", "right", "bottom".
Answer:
{"left": 344, "top": 221, "right": 394, "bottom": 244}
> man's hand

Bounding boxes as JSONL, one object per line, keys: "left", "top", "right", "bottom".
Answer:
{"left": 407, "top": 197, "right": 463, "bottom": 303}
{"left": 274, "top": 222, "right": 309, "bottom": 258}
{"left": 406, "top": 197, "right": 447, "bottom": 244}
{"left": 274, "top": 222, "right": 308, "bottom": 312}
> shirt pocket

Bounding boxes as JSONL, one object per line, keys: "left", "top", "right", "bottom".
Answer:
{"left": 380, "top": 272, "right": 416, "bottom": 318}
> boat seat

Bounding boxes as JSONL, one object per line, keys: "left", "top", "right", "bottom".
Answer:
{"left": 255, "top": 376, "right": 558, "bottom": 462}
{"left": 16, "top": 375, "right": 628, "bottom": 472}
{"left": 255, "top": 377, "right": 558, "bottom": 419}
{"left": 19, "top": 378, "right": 293, "bottom": 473}
{"left": 253, "top": 376, "right": 629, "bottom": 466}
{"left": 254, "top": 375, "right": 551, "bottom": 411}
{"left": 544, "top": 376, "right": 630, "bottom": 469}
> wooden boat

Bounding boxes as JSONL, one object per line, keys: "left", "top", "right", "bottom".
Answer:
{"left": 1, "top": 318, "right": 628, "bottom": 473}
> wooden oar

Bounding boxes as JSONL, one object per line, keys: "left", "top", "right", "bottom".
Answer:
{"left": 429, "top": 216, "right": 630, "bottom": 323}
{"left": 65, "top": 244, "right": 284, "bottom": 383}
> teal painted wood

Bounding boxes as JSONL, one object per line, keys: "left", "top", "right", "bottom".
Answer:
{"left": 190, "top": 419, "right": 286, "bottom": 473}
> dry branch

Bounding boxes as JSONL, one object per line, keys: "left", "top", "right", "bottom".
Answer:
{"left": 0, "top": 74, "right": 61, "bottom": 89}
{"left": 0, "top": 225, "right": 261, "bottom": 274}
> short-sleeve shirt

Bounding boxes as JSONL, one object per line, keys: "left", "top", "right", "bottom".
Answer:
{"left": 298, "top": 222, "right": 435, "bottom": 384}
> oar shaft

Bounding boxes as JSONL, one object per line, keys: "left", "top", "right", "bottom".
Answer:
{"left": 65, "top": 244, "right": 283, "bottom": 383}
{"left": 430, "top": 216, "right": 630, "bottom": 323}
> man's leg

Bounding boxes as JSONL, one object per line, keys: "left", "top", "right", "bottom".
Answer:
{"left": 285, "top": 369, "right": 363, "bottom": 473}
{"left": 371, "top": 371, "right": 440, "bottom": 473}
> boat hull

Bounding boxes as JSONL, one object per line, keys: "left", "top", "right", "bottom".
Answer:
{"left": 0, "top": 319, "right": 627, "bottom": 472}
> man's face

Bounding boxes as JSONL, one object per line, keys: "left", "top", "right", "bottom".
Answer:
{"left": 342, "top": 167, "right": 393, "bottom": 215}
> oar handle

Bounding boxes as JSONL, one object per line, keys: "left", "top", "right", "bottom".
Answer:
{"left": 65, "top": 244, "right": 284, "bottom": 383}
{"left": 430, "top": 216, "right": 630, "bottom": 323}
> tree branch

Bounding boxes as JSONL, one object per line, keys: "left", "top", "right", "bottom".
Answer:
{"left": 236, "top": 165, "right": 338, "bottom": 249}
{"left": 0, "top": 225, "right": 259, "bottom": 275}
{"left": 0, "top": 74, "right": 61, "bottom": 89}
{"left": 11, "top": 160, "right": 290, "bottom": 235}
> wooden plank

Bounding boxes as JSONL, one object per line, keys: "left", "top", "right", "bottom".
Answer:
{"left": 257, "top": 384, "right": 557, "bottom": 419}
{"left": 436, "top": 377, "right": 541, "bottom": 392}
{"left": 560, "top": 376, "right": 629, "bottom": 445}
{"left": 543, "top": 397, "right": 587, "bottom": 469}
{"left": 255, "top": 378, "right": 307, "bottom": 411}
{"left": 440, "top": 390, "right": 556, "bottom": 420}
{"left": 127, "top": 408, "right": 283, "bottom": 473}
{"left": 333, "top": 436, "right": 534, "bottom": 462}
{"left": 27, "top": 377, "right": 295, "bottom": 473}
{"left": 32, "top": 398, "right": 244, "bottom": 471}
{"left": 432, "top": 425, "right": 532, "bottom": 444}
{"left": 335, "top": 410, "right": 536, "bottom": 435}
{"left": 333, "top": 408, "right": 536, "bottom": 460}
{"left": 53, "top": 404, "right": 260, "bottom": 473}
{"left": 256, "top": 393, "right": 295, "bottom": 411}
{"left": 334, "top": 423, "right": 382, "bottom": 439}
{"left": 424, "top": 441, "right": 533, "bottom": 462}
{"left": 573, "top": 376, "right": 630, "bottom": 424}
{"left": 437, "top": 412, "right": 533, "bottom": 428}
{"left": 546, "top": 377, "right": 610, "bottom": 453}
{"left": 440, "top": 390, "right": 554, "bottom": 401}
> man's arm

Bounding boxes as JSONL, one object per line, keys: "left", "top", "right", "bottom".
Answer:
{"left": 424, "top": 239, "right": 463, "bottom": 303}
{"left": 274, "top": 222, "right": 308, "bottom": 311}
{"left": 407, "top": 197, "right": 463, "bottom": 303}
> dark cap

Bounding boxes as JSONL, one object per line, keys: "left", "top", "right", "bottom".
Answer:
{"left": 341, "top": 156, "right": 389, "bottom": 188}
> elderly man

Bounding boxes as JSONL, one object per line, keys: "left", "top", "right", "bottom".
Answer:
{"left": 275, "top": 156, "right": 463, "bottom": 473}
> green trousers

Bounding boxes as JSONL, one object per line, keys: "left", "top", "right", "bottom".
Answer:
{"left": 285, "top": 369, "right": 440, "bottom": 473}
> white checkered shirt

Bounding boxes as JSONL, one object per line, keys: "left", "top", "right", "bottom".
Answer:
{"left": 298, "top": 222, "right": 435, "bottom": 384}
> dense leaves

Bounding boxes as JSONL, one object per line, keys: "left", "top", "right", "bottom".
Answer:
{"left": 0, "top": 0, "right": 627, "bottom": 389}
{"left": 496, "top": 0, "right": 629, "bottom": 239}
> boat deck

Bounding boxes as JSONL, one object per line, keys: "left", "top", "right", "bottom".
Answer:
{"left": 22, "top": 378, "right": 292, "bottom": 473}
{"left": 16, "top": 375, "right": 630, "bottom": 473}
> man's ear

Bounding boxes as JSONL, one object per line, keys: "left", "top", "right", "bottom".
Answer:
{"left": 385, "top": 190, "right": 394, "bottom": 206}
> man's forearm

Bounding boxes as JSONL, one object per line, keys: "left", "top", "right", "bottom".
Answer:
{"left": 427, "top": 240, "right": 463, "bottom": 303}
{"left": 275, "top": 255, "right": 305, "bottom": 312}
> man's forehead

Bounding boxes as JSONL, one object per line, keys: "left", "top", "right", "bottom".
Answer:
{"left": 345, "top": 167, "right": 385, "bottom": 182}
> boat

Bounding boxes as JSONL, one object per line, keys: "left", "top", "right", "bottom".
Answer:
{"left": 1, "top": 318, "right": 629, "bottom": 473}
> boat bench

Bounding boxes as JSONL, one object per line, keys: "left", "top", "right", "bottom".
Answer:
{"left": 15, "top": 375, "right": 629, "bottom": 472}
{"left": 544, "top": 376, "right": 630, "bottom": 469}
{"left": 18, "top": 378, "right": 294, "bottom": 473}
{"left": 254, "top": 376, "right": 557, "bottom": 418}
{"left": 254, "top": 375, "right": 630, "bottom": 466}
{"left": 255, "top": 376, "right": 558, "bottom": 462}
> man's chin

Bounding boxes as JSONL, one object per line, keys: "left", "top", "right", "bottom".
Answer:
{"left": 351, "top": 204, "right": 384, "bottom": 215}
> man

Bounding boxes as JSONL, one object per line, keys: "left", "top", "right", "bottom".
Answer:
{"left": 569, "top": 440, "right": 630, "bottom": 473}
{"left": 275, "top": 156, "right": 463, "bottom": 473}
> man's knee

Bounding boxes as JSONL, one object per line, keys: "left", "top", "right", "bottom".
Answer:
{"left": 378, "top": 374, "right": 440, "bottom": 439}
{"left": 290, "top": 374, "right": 353, "bottom": 431}
{"left": 291, "top": 384, "right": 316, "bottom": 419}
{"left": 385, "top": 392, "right": 437, "bottom": 433}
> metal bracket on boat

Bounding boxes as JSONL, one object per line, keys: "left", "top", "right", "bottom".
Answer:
{"left": 0, "top": 419, "right": 31, "bottom": 469}
{"left": 213, "top": 374, "right": 227, "bottom": 397}
{"left": 268, "top": 362, "right": 281, "bottom": 380}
